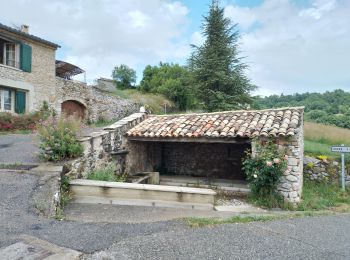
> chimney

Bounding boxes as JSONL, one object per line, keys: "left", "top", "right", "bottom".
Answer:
{"left": 20, "top": 24, "right": 29, "bottom": 34}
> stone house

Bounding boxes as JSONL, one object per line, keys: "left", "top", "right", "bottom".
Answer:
{"left": 0, "top": 23, "right": 59, "bottom": 114}
{"left": 0, "top": 23, "right": 138, "bottom": 121}
{"left": 73, "top": 106, "right": 304, "bottom": 204}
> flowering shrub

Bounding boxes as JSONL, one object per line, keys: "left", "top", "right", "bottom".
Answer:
{"left": 0, "top": 101, "right": 56, "bottom": 132}
{"left": 37, "top": 115, "right": 83, "bottom": 161}
{"left": 243, "top": 140, "right": 288, "bottom": 198}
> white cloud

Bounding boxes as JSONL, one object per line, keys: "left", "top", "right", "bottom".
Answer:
{"left": 224, "top": 0, "right": 350, "bottom": 95}
{"left": 190, "top": 31, "right": 205, "bottom": 46}
{"left": 1, "top": 0, "right": 190, "bottom": 81}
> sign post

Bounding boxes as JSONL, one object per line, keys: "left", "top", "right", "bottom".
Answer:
{"left": 331, "top": 144, "right": 349, "bottom": 191}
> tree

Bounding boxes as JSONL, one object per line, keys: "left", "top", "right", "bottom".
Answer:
{"left": 189, "top": 0, "right": 256, "bottom": 112}
{"left": 139, "top": 63, "right": 196, "bottom": 110}
{"left": 112, "top": 64, "right": 136, "bottom": 89}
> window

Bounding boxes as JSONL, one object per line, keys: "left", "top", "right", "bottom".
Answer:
{"left": 0, "top": 89, "right": 12, "bottom": 111}
{"left": 4, "top": 43, "right": 19, "bottom": 68}
{"left": 0, "top": 41, "right": 19, "bottom": 69}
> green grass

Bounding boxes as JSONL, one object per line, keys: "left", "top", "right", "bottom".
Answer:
{"left": 87, "top": 164, "right": 117, "bottom": 182}
{"left": 87, "top": 164, "right": 128, "bottom": 182}
{"left": 112, "top": 88, "right": 175, "bottom": 114}
{"left": 89, "top": 118, "right": 116, "bottom": 128}
{"left": 0, "top": 129, "right": 33, "bottom": 135}
{"left": 297, "top": 180, "right": 350, "bottom": 211}
{"left": 304, "top": 122, "right": 350, "bottom": 161}
{"left": 185, "top": 215, "right": 278, "bottom": 227}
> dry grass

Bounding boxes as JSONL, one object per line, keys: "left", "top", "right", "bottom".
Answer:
{"left": 112, "top": 88, "right": 175, "bottom": 114}
{"left": 304, "top": 122, "right": 350, "bottom": 145}
{"left": 304, "top": 122, "right": 350, "bottom": 159}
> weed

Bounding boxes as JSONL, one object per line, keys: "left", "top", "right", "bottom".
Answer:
{"left": 297, "top": 180, "right": 350, "bottom": 211}
{"left": 87, "top": 164, "right": 127, "bottom": 182}
{"left": 185, "top": 215, "right": 278, "bottom": 228}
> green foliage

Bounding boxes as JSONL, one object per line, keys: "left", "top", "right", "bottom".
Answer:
{"left": 37, "top": 115, "right": 83, "bottom": 161}
{"left": 112, "top": 88, "right": 175, "bottom": 114}
{"left": 297, "top": 180, "right": 350, "bottom": 211}
{"left": 139, "top": 62, "right": 196, "bottom": 110}
{"left": 112, "top": 64, "right": 137, "bottom": 89}
{"left": 0, "top": 101, "right": 56, "bottom": 132}
{"left": 243, "top": 140, "right": 287, "bottom": 201}
{"left": 253, "top": 89, "right": 350, "bottom": 129}
{"left": 185, "top": 215, "right": 277, "bottom": 227}
{"left": 188, "top": 0, "right": 255, "bottom": 112}
{"left": 87, "top": 164, "right": 127, "bottom": 182}
{"left": 89, "top": 117, "right": 115, "bottom": 127}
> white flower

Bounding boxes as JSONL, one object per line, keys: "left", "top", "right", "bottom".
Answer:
{"left": 253, "top": 174, "right": 257, "bottom": 178}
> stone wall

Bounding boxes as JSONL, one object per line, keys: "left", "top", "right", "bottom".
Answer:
{"left": 157, "top": 142, "right": 249, "bottom": 179}
{"left": 303, "top": 156, "right": 340, "bottom": 182}
{"left": 55, "top": 77, "right": 139, "bottom": 122}
{"left": 66, "top": 112, "right": 147, "bottom": 178}
{"left": 251, "top": 121, "right": 304, "bottom": 204}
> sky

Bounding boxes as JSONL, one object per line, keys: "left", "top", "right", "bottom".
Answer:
{"left": 1, "top": 0, "right": 349, "bottom": 96}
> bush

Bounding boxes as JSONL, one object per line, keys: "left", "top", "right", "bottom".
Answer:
{"left": 243, "top": 140, "right": 287, "bottom": 199}
{"left": 0, "top": 101, "right": 56, "bottom": 132}
{"left": 37, "top": 115, "right": 83, "bottom": 161}
{"left": 87, "top": 164, "right": 127, "bottom": 182}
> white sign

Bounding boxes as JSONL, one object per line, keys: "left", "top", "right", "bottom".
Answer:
{"left": 331, "top": 144, "right": 348, "bottom": 191}
{"left": 331, "top": 146, "right": 350, "bottom": 153}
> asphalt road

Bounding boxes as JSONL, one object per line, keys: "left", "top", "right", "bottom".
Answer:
{"left": 0, "top": 134, "right": 39, "bottom": 164}
{"left": 1, "top": 170, "right": 350, "bottom": 259}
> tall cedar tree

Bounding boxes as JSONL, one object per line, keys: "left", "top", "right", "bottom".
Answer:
{"left": 189, "top": 0, "right": 256, "bottom": 112}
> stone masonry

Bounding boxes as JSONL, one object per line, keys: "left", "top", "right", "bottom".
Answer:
{"left": 0, "top": 24, "right": 139, "bottom": 122}
{"left": 55, "top": 77, "right": 139, "bottom": 122}
{"left": 66, "top": 112, "right": 147, "bottom": 178}
{"left": 0, "top": 35, "right": 57, "bottom": 112}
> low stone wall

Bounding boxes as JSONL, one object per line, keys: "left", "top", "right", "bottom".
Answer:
{"left": 65, "top": 112, "right": 147, "bottom": 178}
{"left": 303, "top": 156, "right": 340, "bottom": 182}
{"left": 55, "top": 77, "right": 139, "bottom": 122}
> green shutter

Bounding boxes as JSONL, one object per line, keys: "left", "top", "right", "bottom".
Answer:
{"left": 15, "top": 91, "right": 26, "bottom": 114}
{"left": 20, "top": 43, "right": 32, "bottom": 72}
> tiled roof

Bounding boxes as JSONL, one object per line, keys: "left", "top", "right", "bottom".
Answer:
{"left": 0, "top": 23, "right": 60, "bottom": 48}
{"left": 126, "top": 107, "right": 304, "bottom": 139}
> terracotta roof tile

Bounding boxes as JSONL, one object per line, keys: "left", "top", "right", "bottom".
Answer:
{"left": 126, "top": 107, "right": 304, "bottom": 139}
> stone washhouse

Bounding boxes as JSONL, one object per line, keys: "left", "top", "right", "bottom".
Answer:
{"left": 71, "top": 107, "right": 304, "bottom": 204}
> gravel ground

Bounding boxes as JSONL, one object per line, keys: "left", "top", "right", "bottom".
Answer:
{"left": 1, "top": 170, "right": 350, "bottom": 259}
{"left": 0, "top": 134, "right": 40, "bottom": 164}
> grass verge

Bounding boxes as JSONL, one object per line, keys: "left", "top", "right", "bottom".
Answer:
{"left": 297, "top": 180, "right": 350, "bottom": 211}
{"left": 185, "top": 215, "right": 278, "bottom": 227}
{"left": 0, "top": 129, "right": 33, "bottom": 135}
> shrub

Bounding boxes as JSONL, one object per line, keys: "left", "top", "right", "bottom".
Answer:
{"left": 37, "top": 115, "right": 83, "bottom": 161}
{"left": 0, "top": 101, "right": 56, "bottom": 132}
{"left": 243, "top": 140, "right": 287, "bottom": 200}
{"left": 87, "top": 164, "right": 127, "bottom": 182}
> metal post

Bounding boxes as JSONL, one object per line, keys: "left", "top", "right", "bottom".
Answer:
{"left": 341, "top": 144, "right": 345, "bottom": 191}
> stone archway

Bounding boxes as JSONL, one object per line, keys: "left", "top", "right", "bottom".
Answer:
{"left": 61, "top": 100, "right": 87, "bottom": 120}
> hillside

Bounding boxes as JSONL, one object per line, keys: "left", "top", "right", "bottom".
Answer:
{"left": 253, "top": 89, "right": 350, "bottom": 129}
{"left": 112, "top": 88, "right": 175, "bottom": 114}
{"left": 304, "top": 122, "right": 350, "bottom": 159}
